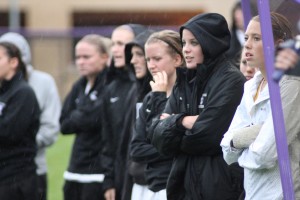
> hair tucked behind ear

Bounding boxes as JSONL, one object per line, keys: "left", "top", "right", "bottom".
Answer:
{"left": 252, "top": 12, "right": 293, "bottom": 42}
{"left": 0, "top": 42, "right": 28, "bottom": 81}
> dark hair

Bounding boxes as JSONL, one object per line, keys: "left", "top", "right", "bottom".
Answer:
{"left": 0, "top": 42, "right": 28, "bottom": 80}
{"left": 252, "top": 12, "right": 293, "bottom": 42}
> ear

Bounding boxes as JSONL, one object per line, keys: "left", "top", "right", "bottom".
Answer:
{"left": 9, "top": 57, "right": 19, "bottom": 70}
{"left": 173, "top": 54, "right": 183, "bottom": 68}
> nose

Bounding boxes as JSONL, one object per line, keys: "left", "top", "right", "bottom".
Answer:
{"left": 131, "top": 54, "right": 137, "bottom": 65}
{"left": 183, "top": 43, "right": 191, "bottom": 54}
{"left": 246, "top": 66, "right": 255, "bottom": 74}
{"left": 244, "top": 39, "right": 251, "bottom": 49}
{"left": 147, "top": 59, "right": 155, "bottom": 70}
{"left": 76, "top": 57, "right": 84, "bottom": 66}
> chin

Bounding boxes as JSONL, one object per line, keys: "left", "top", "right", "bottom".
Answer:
{"left": 186, "top": 64, "right": 197, "bottom": 69}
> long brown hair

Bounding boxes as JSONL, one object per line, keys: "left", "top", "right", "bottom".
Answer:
{"left": 0, "top": 42, "right": 28, "bottom": 80}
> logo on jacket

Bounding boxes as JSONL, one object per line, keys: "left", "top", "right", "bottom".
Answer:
{"left": 89, "top": 91, "right": 98, "bottom": 101}
{"left": 0, "top": 102, "right": 6, "bottom": 116}
{"left": 199, "top": 93, "right": 207, "bottom": 109}
{"left": 110, "top": 97, "right": 119, "bottom": 103}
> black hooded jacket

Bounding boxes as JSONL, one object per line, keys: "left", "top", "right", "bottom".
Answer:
{"left": 0, "top": 72, "right": 40, "bottom": 185}
{"left": 149, "top": 13, "right": 246, "bottom": 200}
{"left": 101, "top": 24, "right": 148, "bottom": 199}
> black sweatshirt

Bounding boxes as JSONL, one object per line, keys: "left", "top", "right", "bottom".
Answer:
{"left": 0, "top": 72, "right": 40, "bottom": 185}
{"left": 130, "top": 91, "right": 173, "bottom": 192}
{"left": 150, "top": 13, "right": 246, "bottom": 200}
{"left": 60, "top": 69, "right": 107, "bottom": 174}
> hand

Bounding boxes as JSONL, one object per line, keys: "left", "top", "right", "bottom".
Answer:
{"left": 160, "top": 113, "right": 171, "bottom": 120}
{"left": 182, "top": 115, "right": 198, "bottom": 129}
{"left": 150, "top": 71, "right": 168, "bottom": 92}
{"left": 104, "top": 188, "right": 116, "bottom": 200}
{"left": 275, "top": 48, "right": 299, "bottom": 70}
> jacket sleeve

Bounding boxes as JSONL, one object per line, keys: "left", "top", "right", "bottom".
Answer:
{"left": 36, "top": 77, "right": 61, "bottom": 148}
{"left": 101, "top": 89, "right": 115, "bottom": 191}
{"left": 238, "top": 76, "right": 300, "bottom": 170}
{"left": 149, "top": 88, "right": 187, "bottom": 156}
{"left": 180, "top": 73, "right": 244, "bottom": 155}
{"left": 60, "top": 83, "right": 102, "bottom": 134}
{"left": 130, "top": 92, "right": 168, "bottom": 163}
{"left": 0, "top": 87, "right": 40, "bottom": 142}
{"left": 59, "top": 84, "right": 79, "bottom": 134}
{"left": 221, "top": 92, "right": 249, "bottom": 165}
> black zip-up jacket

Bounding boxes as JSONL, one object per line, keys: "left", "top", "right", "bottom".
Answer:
{"left": 149, "top": 13, "right": 246, "bottom": 200}
{"left": 101, "top": 67, "right": 137, "bottom": 199}
{"left": 60, "top": 69, "right": 107, "bottom": 174}
{"left": 130, "top": 91, "right": 173, "bottom": 192}
{"left": 0, "top": 72, "right": 40, "bottom": 185}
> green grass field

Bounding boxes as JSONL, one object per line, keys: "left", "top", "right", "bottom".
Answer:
{"left": 46, "top": 134, "right": 74, "bottom": 200}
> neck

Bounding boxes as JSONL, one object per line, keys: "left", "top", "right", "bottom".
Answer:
{"left": 87, "top": 75, "right": 96, "bottom": 88}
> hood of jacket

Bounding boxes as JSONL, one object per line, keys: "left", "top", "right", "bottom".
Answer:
{"left": 179, "top": 13, "right": 231, "bottom": 65}
{"left": 124, "top": 30, "right": 154, "bottom": 101}
{"left": 0, "top": 32, "right": 31, "bottom": 66}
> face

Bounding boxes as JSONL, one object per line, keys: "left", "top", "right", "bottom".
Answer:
{"left": 0, "top": 46, "right": 16, "bottom": 81}
{"left": 111, "top": 28, "right": 135, "bottom": 68}
{"left": 244, "top": 20, "right": 265, "bottom": 73}
{"left": 239, "top": 55, "right": 256, "bottom": 80}
{"left": 182, "top": 29, "right": 204, "bottom": 69}
{"left": 131, "top": 46, "right": 147, "bottom": 79}
{"left": 75, "top": 41, "right": 108, "bottom": 78}
{"left": 145, "top": 41, "right": 179, "bottom": 79}
{"left": 234, "top": 8, "right": 244, "bottom": 31}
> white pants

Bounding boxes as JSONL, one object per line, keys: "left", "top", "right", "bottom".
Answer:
{"left": 131, "top": 183, "right": 167, "bottom": 200}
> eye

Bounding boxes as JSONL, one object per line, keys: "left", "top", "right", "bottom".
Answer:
{"left": 182, "top": 41, "right": 186, "bottom": 46}
{"left": 244, "top": 36, "right": 249, "bottom": 42}
{"left": 191, "top": 41, "right": 199, "bottom": 46}
{"left": 254, "top": 36, "right": 261, "bottom": 41}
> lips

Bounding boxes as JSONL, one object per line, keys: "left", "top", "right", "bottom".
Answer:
{"left": 185, "top": 56, "right": 194, "bottom": 63}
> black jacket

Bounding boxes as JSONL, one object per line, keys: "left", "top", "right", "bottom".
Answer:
{"left": 0, "top": 72, "right": 40, "bottom": 185}
{"left": 60, "top": 69, "right": 107, "bottom": 174}
{"left": 130, "top": 91, "right": 173, "bottom": 192}
{"left": 149, "top": 13, "right": 246, "bottom": 200}
{"left": 101, "top": 67, "right": 137, "bottom": 199}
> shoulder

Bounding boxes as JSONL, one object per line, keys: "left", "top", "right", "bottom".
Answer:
{"left": 30, "top": 70, "right": 56, "bottom": 83}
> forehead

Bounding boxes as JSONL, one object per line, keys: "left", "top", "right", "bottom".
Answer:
{"left": 131, "top": 45, "right": 143, "bottom": 52}
{"left": 112, "top": 29, "right": 134, "bottom": 43}
{"left": 245, "top": 20, "right": 261, "bottom": 35}
{"left": 182, "top": 29, "right": 196, "bottom": 39}
{"left": 145, "top": 41, "right": 169, "bottom": 54}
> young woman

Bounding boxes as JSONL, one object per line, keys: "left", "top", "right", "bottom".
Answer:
{"left": 0, "top": 42, "right": 40, "bottom": 200}
{"left": 101, "top": 24, "right": 146, "bottom": 200}
{"left": 60, "top": 34, "right": 111, "bottom": 200}
{"left": 221, "top": 13, "right": 300, "bottom": 199}
{"left": 130, "top": 30, "right": 184, "bottom": 200}
{"left": 239, "top": 49, "right": 257, "bottom": 80}
{"left": 149, "top": 13, "right": 246, "bottom": 200}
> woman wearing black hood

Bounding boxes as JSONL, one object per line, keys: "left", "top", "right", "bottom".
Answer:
{"left": 101, "top": 24, "right": 147, "bottom": 200}
{"left": 149, "top": 13, "right": 246, "bottom": 200}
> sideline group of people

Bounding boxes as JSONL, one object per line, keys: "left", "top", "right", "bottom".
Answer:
{"left": 0, "top": 4, "right": 300, "bottom": 200}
